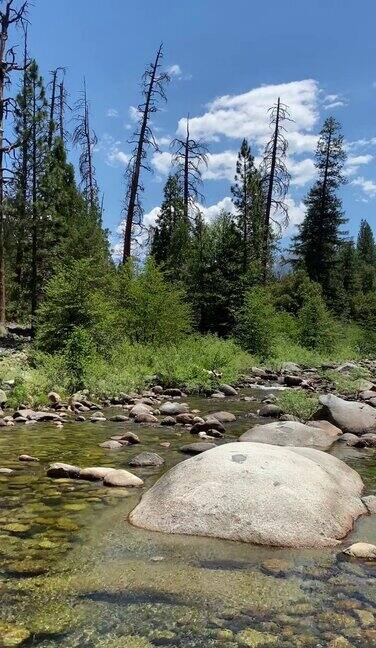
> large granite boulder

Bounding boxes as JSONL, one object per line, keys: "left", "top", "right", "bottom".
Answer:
{"left": 129, "top": 442, "right": 366, "bottom": 547}
{"left": 239, "top": 420, "right": 340, "bottom": 451}
{"left": 315, "top": 394, "right": 376, "bottom": 435}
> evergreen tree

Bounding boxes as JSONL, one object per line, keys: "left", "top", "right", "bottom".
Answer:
{"left": 356, "top": 219, "right": 376, "bottom": 293}
{"left": 151, "top": 174, "right": 189, "bottom": 279}
{"left": 291, "top": 117, "right": 347, "bottom": 299}
{"left": 231, "top": 139, "right": 264, "bottom": 275}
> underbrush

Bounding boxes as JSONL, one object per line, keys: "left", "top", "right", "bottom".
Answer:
{"left": 278, "top": 389, "right": 320, "bottom": 421}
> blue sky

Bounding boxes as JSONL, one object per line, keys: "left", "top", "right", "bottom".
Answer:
{"left": 26, "top": 0, "right": 376, "bottom": 251}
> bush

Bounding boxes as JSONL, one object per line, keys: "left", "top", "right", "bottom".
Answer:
{"left": 278, "top": 389, "right": 319, "bottom": 421}
{"left": 63, "top": 327, "right": 96, "bottom": 392}
{"left": 235, "top": 287, "right": 276, "bottom": 358}
{"left": 354, "top": 291, "right": 376, "bottom": 355}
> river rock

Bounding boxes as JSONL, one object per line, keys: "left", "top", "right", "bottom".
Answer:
{"left": 163, "top": 388, "right": 183, "bottom": 397}
{"left": 0, "top": 622, "right": 30, "bottom": 647}
{"left": 180, "top": 442, "right": 217, "bottom": 454}
{"left": 207, "top": 411, "right": 236, "bottom": 423}
{"left": 47, "top": 462, "right": 80, "bottom": 478}
{"left": 130, "top": 403, "right": 153, "bottom": 418}
{"left": 0, "top": 467, "right": 14, "bottom": 475}
{"left": 358, "top": 390, "right": 376, "bottom": 401}
{"left": 99, "top": 440, "right": 123, "bottom": 450}
{"left": 315, "top": 394, "right": 376, "bottom": 435}
{"left": 259, "top": 404, "right": 284, "bottom": 418}
{"left": 283, "top": 375, "right": 303, "bottom": 386}
{"left": 103, "top": 469, "right": 143, "bottom": 487}
{"left": 159, "top": 401, "right": 189, "bottom": 416}
{"left": 219, "top": 383, "right": 238, "bottom": 396}
{"left": 0, "top": 388, "right": 7, "bottom": 404}
{"left": 0, "top": 418, "right": 7, "bottom": 426}
{"left": 338, "top": 433, "right": 359, "bottom": 446}
{"left": 120, "top": 432, "right": 140, "bottom": 444}
{"left": 355, "top": 433, "right": 376, "bottom": 448}
{"left": 190, "top": 420, "right": 225, "bottom": 435}
{"left": 176, "top": 412, "right": 195, "bottom": 424}
{"left": 309, "top": 420, "right": 343, "bottom": 436}
{"left": 129, "top": 452, "right": 164, "bottom": 467}
{"left": 342, "top": 542, "right": 376, "bottom": 560}
{"left": 109, "top": 414, "right": 129, "bottom": 422}
{"left": 48, "top": 391, "right": 61, "bottom": 404}
{"left": 281, "top": 362, "right": 300, "bottom": 374}
{"left": 19, "top": 454, "right": 39, "bottom": 462}
{"left": 239, "top": 420, "right": 340, "bottom": 450}
{"left": 129, "top": 442, "right": 366, "bottom": 547}
{"left": 79, "top": 466, "right": 117, "bottom": 481}
{"left": 362, "top": 495, "right": 376, "bottom": 514}
{"left": 134, "top": 412, "right": 158, "bottom": 424}
{"left": 90, "top": 414, "right": 106, "bottom": 422}
{"left": 160, "top": 416, "right": 176, "bottom": 426}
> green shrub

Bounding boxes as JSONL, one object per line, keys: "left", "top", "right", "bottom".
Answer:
{"left": 63, "top": 327, "right": 96, "bottom": 393}
{"left": 298, "top": 280, "right": 336, "bottom": 351}
{"left": 235, "top": 287, "right": 276, "bottom": 358}
{"left": 278, "top": 389, "right": 319, "bottom": 421}
{"left": 355, "top": 291, "right": 376, "bottom": 355}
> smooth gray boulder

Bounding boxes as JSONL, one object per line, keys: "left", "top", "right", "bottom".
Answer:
{"left": 130, "top": 442, "right": 365, "bottom": 547}
{"left": 79, "top": 466, "right": 116, "bottom": 481}
{"left": 207, "top": 411, "right": 236, "bottom": 423}
{"left": 315, "top": 394, "right": 376, "bottom": 435}
{"left": 129, "top": 403, "right": 153, "bottom": 418}
{"left": 342, "top": 542, "right": 376, "bottom": 560}
{"left": 219, "top": 384, "right": 238, "bottom": 396}
{"left": 159, "top": 402, "right": 189, "bottom": 416}
{"left": 362, "top": 495, "right": 376, "bottom": 514}
{"left": 103, "top": 469, "right": 143, "bottom": 487}
{"left": 47, "top": 462, "right": 80, "bottom": 478}
{"left": 180, "top": 442, "right": 217, "bottom": 455}
{"left": 239, "top": 420, "right": 340, "bottom": 451}
{"left": 129, "top": 452, "right": 164, "bottom": 467}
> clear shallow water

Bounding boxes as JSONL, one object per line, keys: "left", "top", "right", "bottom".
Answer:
{"left": 0, "top": 390, "right": 375, "bottom": 647}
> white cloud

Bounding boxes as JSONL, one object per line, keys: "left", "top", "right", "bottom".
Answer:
{"left": 287, "top": 157, "right": 316, "bottom": 186}
{"left": 203, "top": 151, "right": 237, "bottom": 181}
{"left": 177, "top": 80, "right": 319, "bottom": 155}
{"left": 199, "top": 196, "right": 236, "bottom": 221}
{"left": 107, "top": 108, "right": 118, "bottom": 118}
{"left": 352, "top": 176, "right": 376, "bottom": 198}
{"left": 155, "top": 135, "right": 171, "bottom": 147}
{"left": 129, "top": 105, "right": 141, "bottom": 122}
{"left": 348, "top": 136, "right": 376, "bottom": 149}
{"left": 151, "top": 151, "right": 172, "bottom": 175}
{"left": 345, "top": 154, "right": 373, "bottom": 176}
{"left": 283, "top": 197, "right": 306, "bottom": 234}
{"left": 322, "top": 93, "right": 347, "bottom": 110}
{"left": 167, "top": 64, "right": 182, "bottom": 77}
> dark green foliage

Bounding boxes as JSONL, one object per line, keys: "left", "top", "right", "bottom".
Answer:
{"left": 355, "top": 291, "right": 376, "bottom": 355}
{"left": 235, "top": 287, "right": 276, "bottom": 357}
{"left": 298, "top": 278, "right": 335, "bottom": 351}
{"left": 356, "top": 219, "right": 376, "bottom": 293}
{"left": 63, "top": 327, "right": 95, "bottom": 392}
{"left": 151, "top": 174, "right": 190, "bottom": 280}
{"left": 291, "top": 117, "right": 347, "bottom": 300}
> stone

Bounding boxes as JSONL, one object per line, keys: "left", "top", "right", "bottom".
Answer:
{"left": 190, "top": 420, "right": 225, "bottom": 435}
{"left": 152, "top": 385, "right": 164, "bottom": 394}
{"left": 315, "top": 394, "right": 376, "bottom": 435}
{"left": 109, "top": 414, "right": 129, "bottom": 422}
{"left": 129, "top": 442, "right": 365, "bottom": 547}
{"left": 176, "top": 413, "right": 195, "bottom": 424}
{"left": 355, "top": 433, "right": 376, "bottom": 447}
{"left": 120, "top": 432, "right": 140, "bottom": 444}
{"left": 342, "top": 542, "right": 376, "bottom": 559}
{"left": 180, "top": 442, "right": 217, "bottom": 455}
{"left": 0, "top": 388, "right": 7, "bottom": 404}
{"left": 0, "top": 622, "right": 30, "bottom": 647}
{"left": 129, "top": 452, "right": 164, "bottom": 467}
{"left": 47, "top": 391, "right": 61, "bottom": 404}
{"left": 239, "top": 420, "right": 340, "bottom": 450}
{"left": 281, "top": 362, "right": 300, "bottom": 373}
{"left": 79, "top": 466, "right": 117, "bottom": 481}
{"left": 90, "top": 414, "right": 106, "bottom": 422}
{"left": 18, "top": 454, "right": 39, "bottom": 462}
{"left": 47, "top": 462, "right": 80, "bottom": 478}
{"left": 159, "top": 401, "right": 189, "bottom": 416}
{"left": 358, "top": 389, "right": 376, "bottom": 401}
{"left": 237, "top": 628, "right": 278, "bottom": 646}
{"left": 261, "top": 558, "right": 292, "bottom": 576}
{"left": 134, "top": 413, "right": 158, "bottom": 424}
{"left": 251, "top": 366, "right": 268, "bottom": 378}
{"left": 207, "top": 411, "right": 236, "bottom": 423}
{"left": 211, "top": 391, "right": 225, "bottom": 398}
{"left": 75, "top": 415, "right": 86, "bottom": 422}
{"left": 129, "top": 403, "right": 153, "bottom": 418}
{"left": 309, "top": 420, "right": 343, "bottom": 436}
{"left": 283, "top": 375, "right": 303, "bottom": 386}
{"left": 160, "top": 416, "right": 176, "bottom": 426}
{"left": 99, "top": 440, "right": 123, "bottom": 450}
{"left": 163, "top": 388, "right": 183, "bottom": 397}
{"left": 338, "top": 433, "right": 359, "bottom": 446}
{"left": 0, "top": 467, "right": 14, "bottom": 475}
{"left": 219, "top": 383, "right": 238, "bottom": 396}
{"left": 362, "top": 495, "right": 376, "bottom": 513}
{"left": 103, "top": 469, "right": 143, "bottom": 488}
{"left": 259, "top": 404, "right": 284, "bottom": 417}
{"left": 3, "top": 523, "right": 30, "bottom": 534}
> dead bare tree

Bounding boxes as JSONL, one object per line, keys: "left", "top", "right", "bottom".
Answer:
{"left": 73, "top": 78, "right": 98, "bottom": 212}
{"left": 260, "top": 97, "right": 291, "bottom": 283}
{"left": 122, "top": 44, "right": 170, "bottom": 263}
{"left": 171, "top": 116, "right": 208, "bottom": 222}
{"left": 57, "top": 76, "right": 70, "bottom": 143}
{"left": 0, "top": 0, "right": 28, "bottom": 324}
{"left": 47, "top": 66, "right": 65, "bottom": 149}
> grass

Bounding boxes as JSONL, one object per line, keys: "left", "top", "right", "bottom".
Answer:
{"left": 277, "top": 389, "right": 320, "bottom": 421}
{"left": 321, "top": 366, "right": 371, "bottom": 396}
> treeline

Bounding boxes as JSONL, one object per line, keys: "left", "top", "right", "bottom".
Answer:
{"left": 1, "top": 1, "right": 375, "bottom": 369}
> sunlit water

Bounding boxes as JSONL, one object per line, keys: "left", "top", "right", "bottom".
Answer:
{"left": 0, "top": 389, "right": 375, "bottom": 647}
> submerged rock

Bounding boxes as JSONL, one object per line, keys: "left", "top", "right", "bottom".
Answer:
{"left": 239, "top": 420, "right": 340, "bottom": 450}
{"left": 0, "top": 621, "right": 30, "bottom": 647}
{"left": 207, "top": 411, "right": 236, "bottom": 423}
{"left": 99, "top": 440, "right": 123, "bottom": 450}
{"left": 315, "top": 393, "right": 376, "bottom": 435}
{"left": 237, "top": 628, "right": 278, "bottom": 646}
{"left": 129, "top": 442, "right": 365, "bottom": 547}
{"left": 0, "top": 467, "right": 14, "bottom": 475}
{"left": 180, "top": 441, "right": 217, "bottom": 454}
{"left": 134, "top": 412, "right": 158, "bottom": 424}
{"left": 129, "top": 452, "right": 164, "bottom": 467}
{"left": 18, "top": 454, "right": 39, "bottom": 462}
{"left": 362, "top": 495, "right": 376, "bottom": 514}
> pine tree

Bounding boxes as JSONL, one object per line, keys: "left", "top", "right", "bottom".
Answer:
{"left": 151, "top": 174, "right": 189, "bottom": 279}
{"left": 356, "top": 219, "right": 376, "bottom": 293}
{"left": 231, "top": 139, "right": 264, "bottom": 275}
{"left": 291, "top": 117, "right": 347, "bottom": 299}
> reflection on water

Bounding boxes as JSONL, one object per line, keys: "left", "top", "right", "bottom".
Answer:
{"left": 0, "top": 390, "right": 375, "bottom": 647}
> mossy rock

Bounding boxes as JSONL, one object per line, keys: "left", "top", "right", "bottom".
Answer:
{"left": 54, "top": 518, "right": 79, "bottom": 532}
{"left": 97, "top": 636, "right": 153, "bottom": 648}
{"left": 237, "top": 628, "right": 278, "bottom": 647}
{"left": 0, "top": 621, "right": 30, "bottom": 647}
{"left": 2, "top": 523, "right": 30, "bottom": 534}
{"left": 6, "top": 559, "right": 49, "bottom": 576}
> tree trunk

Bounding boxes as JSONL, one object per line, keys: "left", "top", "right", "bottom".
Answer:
{"left": 59, "top": 81, "right": 64, "bottom": 140}
{"left": 15, "top": 27, "right": 28, "bottom": 287}
{"left": 31, "top": 77, "right": 37, "bottom": 317}
{"left": 262, "top": 97, "right": 280, "bottom": 284}
{"left": 47, "top": 68, "right": 57, "bottom": 149}
{"left": 183, "top": 121, "right": 189, "bottom": 222}
{"left": 122, "top": 46, "right": 162, "bottom": 263}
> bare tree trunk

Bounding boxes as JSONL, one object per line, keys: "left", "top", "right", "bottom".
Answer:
{"left": 243, "top": 158, "right": 248, "bottom": 273}
{"left": 183, "top": 121, "right": 189, "bottom": 222}
{"left": 58, "top": 80, "right": 64, "bottom": 140}
{"left": 31, "top": 75, "right": 37, "bottom": 317}
{"left": 122, "top": 45, "right": 163, "bottom": 263}
{"left": 84, "top": 89, "right": 95, "bottom": 211}
{"left": 15, "top": 25, "right": 28, "bottom": 287}
{"left": 262, "top": 97, "right": 280, "bottom": 284}
{"left": 47, "top": 68, "right": 58, "bottom": 149}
